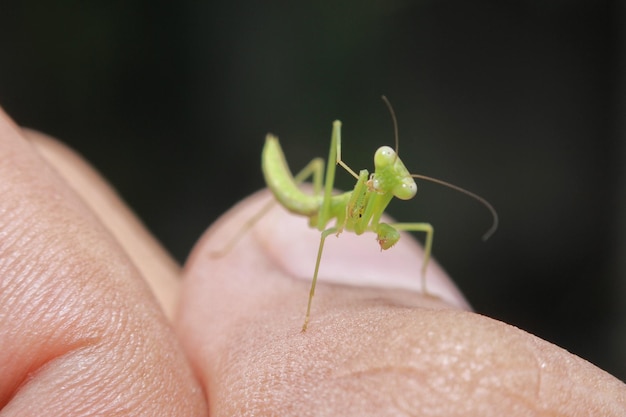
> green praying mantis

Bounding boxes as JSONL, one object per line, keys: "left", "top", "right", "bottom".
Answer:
{"left": 215, "top": 97, "right": 498, "bottom": 332}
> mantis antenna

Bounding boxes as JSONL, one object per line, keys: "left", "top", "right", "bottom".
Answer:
{"left": 380, "top": 95, "right": 499, "bottom": 241}
{"left": 411, "top": 173, "right": 499, "bottom": 241}
{"left": 381, "top": 95, "right": 400, "bottom": 160}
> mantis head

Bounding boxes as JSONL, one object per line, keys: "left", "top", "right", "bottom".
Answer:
{"left": 376, "top": 95, "right": 498, "bottom": 241}
{"left": 372, "top": 145, "right": 418, "bottom": 200}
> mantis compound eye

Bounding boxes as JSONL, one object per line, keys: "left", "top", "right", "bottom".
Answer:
{"left": 374, "top": 146, "right": 396, "bottom": 168}
{"left": 393, "top": 177, "right": 417, "bottom": 200}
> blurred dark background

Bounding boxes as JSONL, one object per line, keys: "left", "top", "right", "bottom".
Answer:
{"left": 1, "top": 1, "right": 624, "bottom": 380}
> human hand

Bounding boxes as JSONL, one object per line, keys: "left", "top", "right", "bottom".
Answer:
{"left": 1, "top": 106, "right": 624, "bottom": 416}
{"left": 178, "top": 190, "right": 626, "bottom": 416}
{"left": 0, "top": 108, "right": 205, "bottom": 415}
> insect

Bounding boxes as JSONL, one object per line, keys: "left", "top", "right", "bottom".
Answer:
{"left": 216, "top": 97, "right": 498, "bottom": 332}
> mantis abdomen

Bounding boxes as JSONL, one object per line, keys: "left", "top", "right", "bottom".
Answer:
{"left": 262, "top": 135, "right": 323, "bottom": 217}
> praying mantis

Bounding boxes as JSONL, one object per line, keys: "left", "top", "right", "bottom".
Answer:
{"left": 216, "top": 97, "right": 498, "bottom": 332}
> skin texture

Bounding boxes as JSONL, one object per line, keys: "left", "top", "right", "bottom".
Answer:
{"left": 0, "top": 109, "right": 206, "bottom": 416}
{"left": 0, "top": 106, "right": 623, "bottom": 415}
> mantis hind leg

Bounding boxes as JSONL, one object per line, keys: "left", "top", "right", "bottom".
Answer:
{"left": 388, "top": 222, "right": 434, "bottom": 294}
{"left": 210, "top": 157, "right": 326, "bottom": 257}
{"left": 294, "top": 157, "right": 325, "bottom": 195}
{"left": 302, "top": 226, "right": 339, "bottom": 332}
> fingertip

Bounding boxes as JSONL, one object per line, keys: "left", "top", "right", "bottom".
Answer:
{"left": 177, "top": 189, "right": 470, "bottom": 353}
{"left": 254, "top": 194, "right": 470, "bottom": 310}
{"left": 177, "top": 190, "right": 626, "bottom": 416}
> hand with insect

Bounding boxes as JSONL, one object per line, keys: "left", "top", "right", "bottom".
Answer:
{"left": 0, "top": 106, "right": 623, "bottom": 416}
{"left": 180, "top": 100, "right": 624, "bottom": 414}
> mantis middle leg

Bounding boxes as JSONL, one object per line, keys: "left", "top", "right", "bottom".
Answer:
{"left": 389, "top": 222, "right": 434, "bottom": 294}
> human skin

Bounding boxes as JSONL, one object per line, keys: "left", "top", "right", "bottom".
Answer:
{"left": 0, "top": 106, "right": 624, "bottom": 415}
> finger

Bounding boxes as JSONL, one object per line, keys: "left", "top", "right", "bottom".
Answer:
{"left": 0, "top": 110, "right": 207, "bottom": 416}
{"left": 177, "top": 190, "right": 626, "bottom": 416}
{"left": 22, "top": 128, "right": 181, "bottom": 319}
